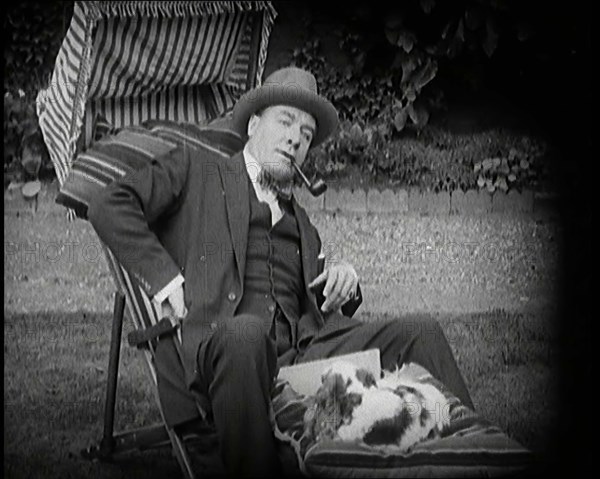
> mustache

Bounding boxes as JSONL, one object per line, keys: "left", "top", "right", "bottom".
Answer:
{"left": 263, "top": 149, "right": 328, "bottom": 197}
{"left": 275, "top": 149, "right": 295, "bottom": 162}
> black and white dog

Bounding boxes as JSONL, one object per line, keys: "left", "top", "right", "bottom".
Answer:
{"left": 303, "top": 361, "right": 450, "bottom": 451}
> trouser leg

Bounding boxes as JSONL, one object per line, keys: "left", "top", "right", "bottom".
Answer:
{"left": 195, "top": 313, "right": 281, "bottom": 478}
{"left": 154, "top": 337, "right": 203, "bottom": 427}
{"left": 297, "top": 314, "right": 475, "bottom": 410}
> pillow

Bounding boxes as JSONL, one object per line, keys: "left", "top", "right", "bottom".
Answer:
{"left": 56, "top": 116, "right": 245, "bottom": 219}
{"left": 271, "top": 365, "right": 534, "bottom": 478}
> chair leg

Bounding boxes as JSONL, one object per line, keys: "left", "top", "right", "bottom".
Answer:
{"left": 81, "top": 289, "right": 201, "bottom": 478}
{"left": 99, "top": 291, "right": 126, "bottom": 456}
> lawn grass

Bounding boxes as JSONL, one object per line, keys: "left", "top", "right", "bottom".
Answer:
{"left": 4, "top": 309, "right": 558, "bottom": 478}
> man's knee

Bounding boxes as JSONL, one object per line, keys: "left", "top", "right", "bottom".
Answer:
{"left": 390, "top": 316, "right": 446, "bottom": 345}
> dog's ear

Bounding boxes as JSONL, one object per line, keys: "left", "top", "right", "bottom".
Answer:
{"left": 321, "top": 365, "right": 335, "bottom": 383}
{"left": 345, "top": 392, "right": 363, "bottom": 410}
{"left": 315, "top": 374, "right": 344, "bottom": 412}
{"left": 336, "top": 374, "right": 351, "bottom": 396}
{"left": 356, "top": 368, "right": 377, "bottom": 388}
{"left": 303, "top": 402, "right": 318, "bottom": 440}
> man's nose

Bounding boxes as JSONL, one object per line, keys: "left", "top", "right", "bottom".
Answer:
{"left": 286, "top": 127, "right": 301, "bottom": 150}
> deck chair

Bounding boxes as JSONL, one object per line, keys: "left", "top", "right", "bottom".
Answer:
{"left": 36, "top": 2, "right": 277, "bottom": 477}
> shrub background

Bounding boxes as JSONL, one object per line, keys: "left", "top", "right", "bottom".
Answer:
{"left": 4, "top": 1, "right": 588, "bottom": 196}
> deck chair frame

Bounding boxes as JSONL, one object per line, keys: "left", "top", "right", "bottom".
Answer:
{"left": 35, "top": 2, "right": 278, "bottom": 477}
{"left": 81, "top": 246, "right": 208, "bottom": 478}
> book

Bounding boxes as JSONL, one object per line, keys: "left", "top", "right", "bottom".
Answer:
{"left": 277, "top": 348, "right": 381, "bottom": 397}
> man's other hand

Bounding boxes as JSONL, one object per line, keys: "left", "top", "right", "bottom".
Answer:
{"left": 162, "top": 284, "right": 187, "bottom": 317}
{"left": 308, "top": 261, "right": 358, "bottom": 313}
{"left": 160, "top": 285, "right": 187, "bottom": 343}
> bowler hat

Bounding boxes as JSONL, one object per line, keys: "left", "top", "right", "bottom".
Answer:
{"left": 232, "top": 67, "right": 339, "bottom": 147}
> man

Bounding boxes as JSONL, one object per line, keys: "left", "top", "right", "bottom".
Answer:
{"left": 88, "top": 67, "right": 474, "bottom": 477}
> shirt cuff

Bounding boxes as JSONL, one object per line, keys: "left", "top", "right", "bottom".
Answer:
{"left": 152, "top": 274, "right": 185, "bottom": 309}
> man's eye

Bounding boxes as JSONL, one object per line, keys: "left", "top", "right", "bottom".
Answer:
{"left": 280, "top": 119, "right": 291, "bottom": 126}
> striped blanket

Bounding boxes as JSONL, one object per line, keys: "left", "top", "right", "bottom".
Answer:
{"left": 56, "top": 117, "right": 245, "bottom": 219}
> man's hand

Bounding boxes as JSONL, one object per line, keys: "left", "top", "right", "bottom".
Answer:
{"left": 160, "top": 285, "right": 187, "bottom": 343}
{"left": 308, "top": 261, "right": 358, "bottom": 313}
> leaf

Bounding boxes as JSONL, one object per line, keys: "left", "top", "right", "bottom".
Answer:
{"left": 22, "top": 180, "right": 41, "bottom": 198}
{"left": 425, "top": 44, "right": 440, "bottom": 56}
{"left": 407, "top": 103, "right": 430, "bottom": 127}
{"left": 393, "top": 109, "right": 408, "bottom": 132}
{"left": 495, "top": 176, "right": 508, "bottom": 192}
{"left": 404, "top": 87, "right": 417, "bottom": 102}
{"left": 482, "top": 158, "right": 493, "bottom": 171}
{"left": 455, "top": 18, "right": 465, "bottom": 43}
{"left": 441, "top": 20, "right": 453, "bottom": 40}
{"left": 483, "top": 17, "right": 499, "bottom": 57}
{"left": 446, "top": 19, "right": 465, "bottom": 58}
{"left": 21, "top": 143, "right": 42, "bottom": 177}
{"left": 520, "top": 159, "right": 530, "bottom": 170}
{"left": 492, "top": 157, "right": 501, "bottom": 168}
{"left": 508, "top": 173, "right": 517, "bottom": 182}
{"left": 420, "top": 0, "right": 435, "bottom": 14}
{"left": 385, "top": 28, "right": 399, "bottom": 46}
{"left": 474, "top": 162, "right": 481, "bottom": 172}
{"left": 400, "top": 55, "right": 418, "bottom": 84}
{"left": 349, "top": 123, "right": 363, "bottom": 140}
{"left": 411, "top": 58, "right": 438, "bottom": 92}
{"left": 477, "top": 176, "right": 486, "bottom": 188}
{"left": 499, "top": 162, "right": 510, "bottom": 175}
{"left": 7, "top": 180, "right": 23, "bottom": 191}
{"left": 508, "top": 148, "right": 519, "bottom": 161}
{"left": 397, "top": 32, "right": 416, "bottom": 53}
{"left": 384, "top": 13, "right": 403, "bottom": 45}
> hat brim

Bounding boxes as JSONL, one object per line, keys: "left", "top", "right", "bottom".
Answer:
{"left": 232, "top": 84, "right": 339, "bottom": 147}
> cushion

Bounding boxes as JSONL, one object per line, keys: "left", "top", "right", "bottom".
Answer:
{"left": 271, "top": 366, "right": 534, "bottom": 478}
{"left": 56, "top": 116, "right": 245, "bottom": 219}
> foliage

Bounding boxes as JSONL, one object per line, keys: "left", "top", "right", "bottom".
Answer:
{"left": 304, "top": 125, "right": 552, "bottom": 193}
{"left": 295, "top": 0, "right": 535, "bottom": 135}
{"left": 4, "top": 90, "right": 53, "bottom": 185}
{"left": 473, "top": 143, "right": 545, "bottom": 194}
{"left": 4, "top": 1, "right": 72, "bottom": 185}
{"left": 291, "top": 0, "right": 550, "bottom": 192}
{"left": 4, "top": 1, "right": 71, "bottom": 93}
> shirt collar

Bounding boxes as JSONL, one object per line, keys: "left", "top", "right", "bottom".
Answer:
{"left": 243, "top": 144, "right": 262, "bottom": 185}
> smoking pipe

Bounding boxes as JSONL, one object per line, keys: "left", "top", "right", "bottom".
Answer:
{"left": 291, "top": 160, "right": 327, "bottom": 197}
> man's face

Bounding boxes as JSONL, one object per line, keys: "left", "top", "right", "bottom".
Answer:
{"left": 246, "top": 105, "right": 316, "bottom": 183}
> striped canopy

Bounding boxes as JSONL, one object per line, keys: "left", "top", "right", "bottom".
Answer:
{"left": 36, "top": 1, "right": 277, "bottom": 186}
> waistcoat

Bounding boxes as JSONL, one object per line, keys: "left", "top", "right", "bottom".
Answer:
{"left": 235, "top": 176, "right": 304, "bottom": 354}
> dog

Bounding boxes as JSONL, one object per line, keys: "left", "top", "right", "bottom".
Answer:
{"left": 303, "top": 361, "right": 451, "bottom": 451}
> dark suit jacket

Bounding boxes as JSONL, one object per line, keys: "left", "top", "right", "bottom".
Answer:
{"left": 88, "top": 145, "right": 362, "bottom": 389}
